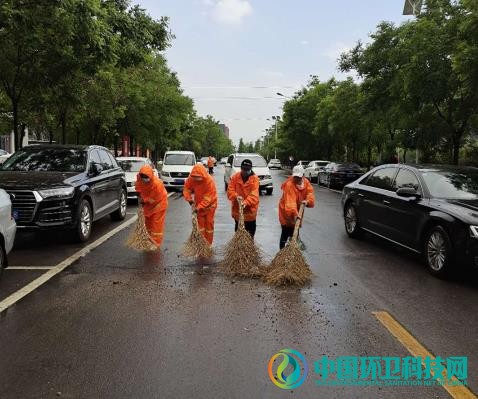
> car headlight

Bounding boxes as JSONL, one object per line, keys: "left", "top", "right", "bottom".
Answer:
{"left": 470, "top": 226, "right": 478, "bottom": 239}
{"left": 38, "top": 187, "right": 75, "bottom": 199}
{"left": 161, "top": 171, "right": 170, "bottom": 177}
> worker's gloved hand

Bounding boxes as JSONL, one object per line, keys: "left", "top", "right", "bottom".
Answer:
{"left": 301, "top": 200, "right": 308, "bottom": 205}
{"left": 188, "top": 200, "right": 194, "bottom": 206}
{"left": 237, "top": 196, "right": 243, "bottom": 202}
{"left": 295, "top": 215, "right": 302, "bottom": 222}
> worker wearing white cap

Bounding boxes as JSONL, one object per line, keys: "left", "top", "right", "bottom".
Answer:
{"left": 278, "top": 166, "right": 315, "bottom": 248}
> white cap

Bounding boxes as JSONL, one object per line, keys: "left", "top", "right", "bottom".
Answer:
{"left": 292, "top": 166, "right": 305, "bottom": 177}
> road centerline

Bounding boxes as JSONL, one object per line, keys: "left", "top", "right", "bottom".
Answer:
{"left": 373, "top": 310, "right": 477, "bottom": 399}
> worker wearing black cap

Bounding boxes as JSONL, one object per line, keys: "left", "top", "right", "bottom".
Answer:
{"left": 227, "top": 159, "right": 260, "bottom": 238}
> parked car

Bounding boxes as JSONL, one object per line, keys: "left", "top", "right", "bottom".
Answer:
{"left": 268, "top": 159, "right": 282, "bottom": 169}
{"left": 296, "top": 160, "right": 310, "bottom": 168}
{"left": 304, "top": 160, "right": 330, "bottom": 183}
{"left": 219, "top": 157, "right": 228, "bottom": 165}
{"left": 0, "top": 189, "right": 17, "bottom": 279}
{"left": 342, "top": 164, "right": 478, "bottom": 277}
{"left": 160, "top": 151, "right": 196, "bottom": 190}
{"left": 0, "top": 145, "right": 127, "bottom": 242}
{"left": 116, "top": 157, "right": 157, "bottom": 200}
{"left": 0, "top": 149, "right": 11, "bottom": 164}
{"left": 224, "top": 153, "right": 273, "bottom": 195}
{"left": 319, "top": 162, "right": 364, "bottom": 188}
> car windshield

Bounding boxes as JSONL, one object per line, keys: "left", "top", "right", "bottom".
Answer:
{"left": 234, "top": 156, "right": 267, "bottom": 167}
{"left": 1, "top": 148, "right": 86, "bottom": 172}
{"left": 421, "top": 170, "right": 478, "bottom": 200}
{"left": 118, "top": 160, "right": 146, "bottom": 172}
{"left": 164, "top": 154, "right": 195, "bottom": 166}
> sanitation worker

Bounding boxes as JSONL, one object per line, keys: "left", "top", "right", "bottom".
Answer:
{"left": 135, "top": 165, "right": 169, "bottom": 247}
{"left": 207, "top": 155, "right": 215, "bottom": 175}
{"left": 278, "top": 166, "right": 315, "bottom": 249}
{"left": 227, "top": 159, "right": 260, "bottom": 238}
{"left": 183, "top": 163, "right": 218, "bottom": 245}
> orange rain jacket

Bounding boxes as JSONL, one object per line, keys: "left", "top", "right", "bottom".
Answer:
{"left": 279, "top": 176, "right": 315, "bottom": 227}
{"left": 135, "top": 165, "right": 169, "bottom": 245}
{"left": 183, "top": 164, "right": 218, "bottom": 244}
{"left": 227, "top": 172, "right": 260, "bottom": 222}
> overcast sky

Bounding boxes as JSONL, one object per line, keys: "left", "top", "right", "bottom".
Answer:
{"left": 136, "top": 0, "right": 411, "bottom": 145}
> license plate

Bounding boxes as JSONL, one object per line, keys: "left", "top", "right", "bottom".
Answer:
{"left": 174, "top": 179, "right": 185, "bottom": 184}
{"left": 12, "top": 209, "right": 19, "bottom": 221}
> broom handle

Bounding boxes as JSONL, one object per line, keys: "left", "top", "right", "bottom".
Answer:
{"left": 237, "top": 197, "right": 245, "bottom": 229}
{"left": 292, "top": 203, "right": 305, "bottom": 242}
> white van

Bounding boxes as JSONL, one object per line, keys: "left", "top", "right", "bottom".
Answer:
{"left": 224, "top": 153, "right": 273, "bottom": 195}
{"left": 160, "top": 151, "right": 196, "bottom": 190}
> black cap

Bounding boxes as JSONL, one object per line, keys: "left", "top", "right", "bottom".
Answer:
{"left": 241, "top": 159, "right": 253, "bottom": 169}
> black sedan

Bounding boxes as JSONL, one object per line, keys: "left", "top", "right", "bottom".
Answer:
{"left": 319, "top": 163, "right": 364, "bottom": 189}
{"left": 0, "top": 145, "right": 127, "bottom": 242}
{"left": 342, "top": 164, "right": 478, "bottom": 277}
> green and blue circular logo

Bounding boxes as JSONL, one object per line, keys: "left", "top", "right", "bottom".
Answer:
{"left": 268, "top": 349, "right": 308, "bottom": 389}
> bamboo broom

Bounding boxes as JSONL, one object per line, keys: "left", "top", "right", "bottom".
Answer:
{"left": 126, "top": 207, "right": 158, "bottom": 251}
{"left": 182, "top": 209, "right": 214, "bottom": 258}
{"left": 221, "top": 198, "right": 263, "bottom": 278}
{"left": 263, "top": 203, "right": 312, "bottom": 286}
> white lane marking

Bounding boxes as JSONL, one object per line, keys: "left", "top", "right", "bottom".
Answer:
{"left": 6, "top": 266, "right": 54, "bottom": 270}
{"left": 0, "top": 215, "right": 138, "bottom": 314}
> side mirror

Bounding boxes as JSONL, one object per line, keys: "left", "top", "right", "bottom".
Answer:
{"left": 396, "top": 187, "right": 420, "bottom": 199}
{"left": 89, "top": 162, "right": 103, "bottom": 176}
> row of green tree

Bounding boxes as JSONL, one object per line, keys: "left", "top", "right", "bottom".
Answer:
{"left": 0, "top": 0, "right": 234, "bottom": 160}
{"left": 259, "top": 0, "right": 478, "bottom": 165}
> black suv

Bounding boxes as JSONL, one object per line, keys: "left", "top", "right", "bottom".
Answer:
{"left": 0, "top": 145, "right": 127, "bottom": 242}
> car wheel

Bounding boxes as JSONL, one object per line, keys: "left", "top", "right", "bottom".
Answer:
{"left": 75, "top": 199, "right": 92, "bottom": 242}
{"left": 424, "top": 226, "right": 452, "bottom": 277}
{"left": 0, "top": 243, "right": 6, "bottom": 281}
{"left": 266, "top": 188, "right": 273, "bottom": 195}
{"left": 344, "top": 202, "right": 362, "bottom": 238}
{"left": 111, "top": 189, "right": 127, "bottom": 221}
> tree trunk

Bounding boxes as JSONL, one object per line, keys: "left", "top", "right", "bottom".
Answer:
{"left": 20, "top": 123, "right": 27, "bottom": 147}
{"left": 61, "top": 112, "right": 67, "bottom": 144}
{"left": 453, "top": 135, "right": 460, "bottom": 165}
{"left": 12, "top": 100, "right": 20, "bottom": 151}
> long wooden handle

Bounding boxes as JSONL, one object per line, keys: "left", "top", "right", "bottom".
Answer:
{"left": 237, "top": 198, "right": 245, "bottom": 229}
{"left": 292, "top": 203, "right": 305, "bottom": 242}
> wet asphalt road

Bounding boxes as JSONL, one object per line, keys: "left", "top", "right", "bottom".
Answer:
{"left": 0, "top": 167, "right": 477, "bottom": 399}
